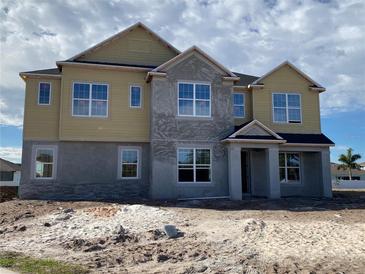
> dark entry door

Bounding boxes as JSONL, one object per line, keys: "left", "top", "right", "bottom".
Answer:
{"left": 241, "top": 150, "right": 250, "bottom": 193}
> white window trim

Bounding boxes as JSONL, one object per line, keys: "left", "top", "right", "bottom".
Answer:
{"left": 177, "top": 81, "right": 212, "bottom": 118}
{"left": 279, "top": 152, "right": 301, "bottom": 184}
{"left": 129, "top": 85, "right": 142, "bottom": 108}
{"left": 38, "top": 82, "right": 52, "bottom": 105}
{"left": 118, "top": 146, "right": 141, "bottom": 180}
{"left": 72, "top": 81, "right": 109, "bottom": 118}
{"left": 31, "top": 145, "right": 58, "bottom": 180}
{"left": 233, "top": 92, "right": 245, "bottom": 118}
{"left": 177, "top": 147, "right": 212, "bottom": 184}
{"left": 272, "top": 93, "right": 302, "bottom": 124}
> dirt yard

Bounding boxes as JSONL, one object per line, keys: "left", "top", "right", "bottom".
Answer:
{"left": 0, "top": 191, "right": 365, "bottom": 273}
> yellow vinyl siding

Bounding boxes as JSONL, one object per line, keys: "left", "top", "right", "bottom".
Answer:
{"left": 77, "top": 26, "right": 177, "bottom": 67}
{"left": 233, "top": 88, "right": 253, "bottom": 126}
{"left": 59, "top": 66, "right": 150, "bottom": 142}
{"left": 23, "top": 78, "right": 60, "bottom": 140}
{"left": 253, "top": 64, "right": 321, "bottom": 134}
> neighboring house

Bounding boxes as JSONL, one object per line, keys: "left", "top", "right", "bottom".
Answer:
{"left": 331, "top": 162, "right": 365, "bottom": 181}
{"left": 0, "top": 158, "right": 21, "bottom": 200}
{"left": 0, "top": 158, "right": 21, "bottom": 187}
{"left": 18, "top": 22, "right": 334, "bottom": 201}
{"left": 360, "top": 162, "right": 365, "bottom": 171}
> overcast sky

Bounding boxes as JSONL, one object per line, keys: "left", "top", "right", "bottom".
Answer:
{"left": 0, "top": 0, "right": 364, "bottom": 162}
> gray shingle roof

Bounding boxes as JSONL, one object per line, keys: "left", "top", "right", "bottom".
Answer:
{"left": 21, "top": 68, "right": 60, "bottom": 75}
{"left": 233, "top": 72, "right": 259, "bottom": 86}
{"left": 0, "top": 158, "right": 21, "bottom": 172}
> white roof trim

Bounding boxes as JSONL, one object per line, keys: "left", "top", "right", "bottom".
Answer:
{"left": 251, "top": 61, "right": 324, "bottom": 88}
{"left": 67, "top": 22, "right": 180, "bottom": 61}
{"left": 281, "top": 143, "right": 335, "bottom": 147}
{"left": 229, "top": 120, "right": 283, "bottom": 140}
{"left": 223, "top": 76, "right": 241, "bottom": 81}
{"left": 222, "top": 139, "right": 286, "bottom": 144}
{"left": 56, "top": 61, "right": 152, "bottom": 72}
{"left": 152, "top": 46, "right": 237, "bottom": 77}
{"left": 19, "top": 73, "right": 61, "bottom": 79}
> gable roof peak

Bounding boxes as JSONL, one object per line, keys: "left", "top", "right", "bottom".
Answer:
{"left": 66, "top": 22, "right": 180, "bottom": 62}
{"left": 229, "top": 119, "right": 283, "bottom": 140}
{"left": 152, "top": 45, "right": 237, "bottom": 77}
{"left": 252, "top": 60, "right": 324, "bottom": 90}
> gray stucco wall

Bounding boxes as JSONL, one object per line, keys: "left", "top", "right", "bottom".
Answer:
{"left": 280, "top": 151, "right": 323, "bottom": 197}
{"left": 150, "top": 54, "right": 234, "bottom": 199}
{"left": 19, "top": 140, "right": 150, "bottom": 201}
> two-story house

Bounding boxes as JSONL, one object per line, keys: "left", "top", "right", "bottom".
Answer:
{"left": 19, "top": 22, "right": 334, "bottom": 201}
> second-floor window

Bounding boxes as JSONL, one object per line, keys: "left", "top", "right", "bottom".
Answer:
{"left": 38, "top": 82, "right": 51, "bottom": 105}
{"left": 232, "top": 93, "right": 245, "bottom": 118}
{"left": 178, "top": 82, "right": 211, "bottom": 117}
{"left": 130, "top": 85, "right": 142, "bottom": 108}
{"left": 273, "top": 93, "right": 301, "bottom": 123}
{"left": 72, "top": 83, "right": 108, "bottom": 117}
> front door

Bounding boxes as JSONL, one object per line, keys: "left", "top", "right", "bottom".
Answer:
{"left": 241, "top": 150, "right": 250, "bottom": 193}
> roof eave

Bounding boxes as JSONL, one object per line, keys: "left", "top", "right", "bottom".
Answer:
{"left": 56, "top": 61, "right": 152, "bottom": 72}
{"left": 222, "top": 139, "right": 287, "bottom": 144}
{"left": 19, "top": 72, "right": 61, "bottom": 80}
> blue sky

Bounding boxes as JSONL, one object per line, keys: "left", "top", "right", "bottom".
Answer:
{"left": 0, "top": 0, "right": 364, "bottom": 163}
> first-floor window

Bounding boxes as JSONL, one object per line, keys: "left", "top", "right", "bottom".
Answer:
{"left": 35, "top": 147, "right": 55, "bottom": 179}
{"left": 73, "top": 82, "right": 108, "bottom": 117}
{"left": 0, "top": 171, "right": 14, "bottom": 181}
{"left": 178, "top": 148, "right": 211, "bottom": 183}
{"left": 38, "top": 82, "right": 51, "bottom": 105}
{"left": 121, "top": 148, "right": 140, "bottom": 179}
{"left": 279, "top": 152, "right": 300, "bottom": 183}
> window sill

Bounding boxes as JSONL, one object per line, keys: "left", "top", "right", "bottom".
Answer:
{"left": 177, "top": 182, "right": 213, "bottom": 186}
{"left": 280, "top": 181, "right": 302, "bottom": 186}
{"left": 176, "top": 116, "right": 213, "bottom": 121}
{"left": 31, "top": 178, "right": 55, "bottom": 182}
{"left": 72, "top": 115, "right": 109, "bottom": 119}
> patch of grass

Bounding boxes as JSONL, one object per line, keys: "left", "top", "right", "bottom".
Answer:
{"left": 0, "top": 252, "right": 89, "bottom": 274}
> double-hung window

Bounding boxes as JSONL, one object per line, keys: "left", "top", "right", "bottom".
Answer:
{"left": 178, "top": 148, "right": 211, "bottom": 183}
{"left": 73, "top": 83, "right": 108, "bottom": 117}
{"left": 232, "top": 93, "right": 245, "bottom": 118}
{"left": 34, "top": 146, "right": 56, "bottom": 179}
{"left": 130, "top": 85, "right": 142, "bottom": 108}
{"left": 273, "top": 93, "right": 301, "bottom": 123}
{"left": 120, "top": 148, "right": 140, "bottom": 179}
{"left": 178, "top": 82, "right": 211, "bottom": 117}
{"left": 279, "top": 152, "right": 300, "bottom": 183}
{"left": 38, "top": 82, "right": 51, "bottom": 105}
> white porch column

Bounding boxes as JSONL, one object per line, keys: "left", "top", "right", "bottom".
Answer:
{"left": 321, "top": 148, "right": 332, "bottom": 198}
{"left": 228, "top": 144, "right": 242, "bottom": 200}
{"left": 267, "top": 147, "right": 280, "bottom": 199}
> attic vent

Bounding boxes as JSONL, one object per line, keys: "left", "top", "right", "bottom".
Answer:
{"left": 128, "top": 39, "right": 151, "bottom": 53}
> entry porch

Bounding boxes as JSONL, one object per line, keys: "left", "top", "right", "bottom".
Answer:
{"left": 227, "top": 142, "right": 332, "bottom": 200}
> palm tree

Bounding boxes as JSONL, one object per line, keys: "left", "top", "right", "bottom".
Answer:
{"left": 337, "top": 148, "right": 362, "bottom": 180}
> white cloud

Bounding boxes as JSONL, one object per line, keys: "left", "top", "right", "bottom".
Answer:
{"left": 0, "top": 0, "right": 364, "bottom": 126}
{"left": 0, "top": 146, "right": 22, "bottom": 163}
